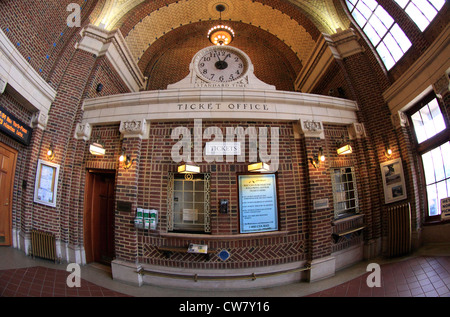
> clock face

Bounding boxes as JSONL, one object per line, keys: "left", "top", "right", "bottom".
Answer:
{"left": 197, "top": 47, "right": 248, "bottom": 83}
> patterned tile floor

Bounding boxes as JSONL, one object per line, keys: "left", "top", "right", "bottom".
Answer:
{"left": 307, "top": 256, "right": 450, "bottom": 297}
{"left": 1, "top": 246, "right": 450, "bottom": 297}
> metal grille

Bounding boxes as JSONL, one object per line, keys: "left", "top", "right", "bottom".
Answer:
{"left": 387, "top": 203, "right": 411, "bottom": 257}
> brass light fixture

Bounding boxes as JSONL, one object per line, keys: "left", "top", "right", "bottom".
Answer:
{"left": 336, "top": 135, "right": 353, "bottom": 155}
{"left": 47, "top": 143, "right": 55, "bottom": 161}
{"left": 89, "top": 136, "right": 106, "bottom": 156}
{"left": 119, "top": 148, "right": 135, "bottom": 169}
{"left": 248, "top": 162, "right": 271, "bottom": 173}
{"left": 207, "top": 4, "right": 235, "bottom": 46}
{"left": 337, "top": 144, "right": 353, "bottom": 155}
{"left": 310, "top": 147, "right": 325, "bottom": 168}
{"left": 178, "top": 163, "right": 200, "bottom": 174}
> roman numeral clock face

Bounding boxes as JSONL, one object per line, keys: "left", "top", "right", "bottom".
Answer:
{"left": 196, "top": 47, "right": 248, "bottom": 83}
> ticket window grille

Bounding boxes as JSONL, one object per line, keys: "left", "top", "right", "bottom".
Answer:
{"left": 331, "top": 167, "right": 359, "bottom": 219}
{"left": 167, "top": 173, "right": 210, "bottom": 233}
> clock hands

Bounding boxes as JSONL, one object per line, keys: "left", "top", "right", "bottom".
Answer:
{"left": 214, "top": 50, "right": 228, "bottom": 70}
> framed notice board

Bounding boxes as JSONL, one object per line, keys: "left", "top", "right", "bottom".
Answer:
{"left": 238, "top": 174, "right": 278, "bottom": 234}
{"left": 34, "top": 159, "right": 60, "bottom": 207}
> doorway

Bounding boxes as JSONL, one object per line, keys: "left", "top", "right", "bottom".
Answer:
{"left": 84, "top": 170, "right": 116, "bottom": 265}
{"left": 0, "top": 142, "right": 17, "bottom": 246}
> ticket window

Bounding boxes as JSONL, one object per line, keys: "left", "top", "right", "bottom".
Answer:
{"left": 169, "top": 173, "right": 210, "bottom": 233}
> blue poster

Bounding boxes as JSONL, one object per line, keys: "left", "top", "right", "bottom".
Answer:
{"left": 238, "top": 174, "right": 278, "bottom": 233}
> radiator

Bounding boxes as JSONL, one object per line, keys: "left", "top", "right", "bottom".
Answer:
{"left": 30, "top": 230, "right": 58, "bottom": 263}
{"left": 387, "top": 203, "right": 411, "bottom": 257}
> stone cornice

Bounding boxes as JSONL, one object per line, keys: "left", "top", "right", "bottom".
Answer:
{"left": 75, "top": 24, "right": 146, "bottom": 92}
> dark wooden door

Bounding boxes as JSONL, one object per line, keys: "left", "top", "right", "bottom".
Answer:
{"left": 85, "top": 171, "right": 115, "bottom": 264}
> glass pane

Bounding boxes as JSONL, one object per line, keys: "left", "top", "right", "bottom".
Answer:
{"left": 194, "top": 191, "right": 204, "bottom": 202}
{"left": 364, "top": 0, "right": 378, "bottom": 11}
{"left": 390, "top": 24, "right": 411, "bottom": 52}
{"left": 411, "top": 112, "right": 427, "bottom": 143}
{"left": 174, "top": 180, "right": 183, "bottom": 191}
{"left": 406, "top": 4, "right": 431, "bottom": 31}
{"left": 427, "top": 184, "right": 438, "bottom": 216}
{"left": 429, "top": 0, "right": 445, "bottom": 11}
{"left": 431, "top": 146, "right": 445, "bottom": 182}
{"left": 376, "top": 42, "right": 395, "bottom": 70}
{"left": 422, "top": 151, "right": 436, "bottom": 185}
{"left": 184, "top": 181, "right": 193, "bottom": 191}
{"left": 184, "top": 191, "right": 193, "bottom": 202}
{"left": 194, "top": 180, "right": 204, "bottom": 191}
{"left": 353, "top": 8, "right": 368, "bottom": 26}
{"left": 357, "top": 2, "right": 375, "bottom": 19}
{"left": 442, "top": 142, "right": 450, "bottom": 178}
{"left": 364, "top": 23, "right": 381, "bottom": 45}
{"left": 374, "top": 6, "right": 394, "bottom": 28}
{"left": 419, "top": 0, "right": 439, "bottom": 20}
{"left": 383, "top": 33, "right": 403, "bottom": 61}
{"left": 346, "top": 0, "right": 357, "bottom": 9}
{"left": 437, "top": 180, "right": 448, "bottom": 214}
{"left": 428, "top": 98, "right": 446, "bottom": 133}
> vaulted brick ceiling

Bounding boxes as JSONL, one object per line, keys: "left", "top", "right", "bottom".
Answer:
{"left": 90, "top": 0, "right": 351, "bottom": 90}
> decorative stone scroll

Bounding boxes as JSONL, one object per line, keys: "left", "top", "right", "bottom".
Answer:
{"left": 391, "top": 111, "right": 409, "bottom": 129}
{"left": 299, "top": 119, "right": 325, "bottom": 139}
{"left": 31, "top": 111, "right": 49, "bottom": 131}
{"left": 74, "top": 122, "right": 92, "bottom": 141}
{"left": 119, "top": 119, "right": 148, "bottom": 139}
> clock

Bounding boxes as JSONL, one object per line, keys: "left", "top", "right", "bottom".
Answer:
{"left": 195, "top": 46, "right": 249, "bottom": 83}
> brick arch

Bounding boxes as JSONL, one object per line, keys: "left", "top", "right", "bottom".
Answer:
{"left": 140, "top": 21, "right": 301, "bottom": 91}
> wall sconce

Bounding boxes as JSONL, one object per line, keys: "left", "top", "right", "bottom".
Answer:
{"left": 385, "top": 147, "right": 393, "bottom": 159}
{"left": 248, "top": 162, "right": 271, "bottom": 172}
{"left": 46, "top": 143, "right": 55, "bottom": 161}
{"left": 310, "top": 147, "right": 325, "bottom": 168}
{"left": 89, "top": 136, "right": 105, "bottom": 156}
{"left": 177, "top": 163, "right": 200, "bottom": 174}
{"left": 337, "top": 144, "right": 353, "bottom": 155}
{"left": 119, "top": 148, "right": 136, "bottom": 169}
{"left": 336, "top": 135, "right": 352, "bottom": 155}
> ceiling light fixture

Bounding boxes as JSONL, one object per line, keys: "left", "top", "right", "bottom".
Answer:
{"left": 207, "top": 4, "right": 235, "bottom": 46}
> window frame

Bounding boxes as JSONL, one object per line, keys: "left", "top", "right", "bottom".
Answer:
{"left": 406, "top": 92, "right": 450, "bottom": 222}
{"left": 393, "top": 0, "right": 445, "bottom": 32}
{"left": 331, "top": 166, "right": 360, "bottom": 219}
{"left": 345, "top": 0, "right": 412, "bottom": 71}
{"left": 167, "top": 172, "right": 211, "bottom": 234}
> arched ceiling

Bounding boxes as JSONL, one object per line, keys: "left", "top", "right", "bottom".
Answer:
{"left": 88, "top": 0, "right": 351, "bottom": 90}
{"left": 92, "top": 0, "right": 350, "bottom": 60}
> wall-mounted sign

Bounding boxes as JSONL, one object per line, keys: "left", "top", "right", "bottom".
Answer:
{"left": 238, "top": 174, "right": 278, "bottom": 234}
{"left": 0, "top": 105, "right": 32, "bottom": 145}
{"left": 205, "top": 142, "right": 241, "bottom": 156}
{"left": 441, "top": 197, "right": 450, "bottom": 220}
{"left": 34, "top": 159, "right": 60, "bottom": 208}
{"left": 313, "top": 198, "right": 329, "bottom": 210}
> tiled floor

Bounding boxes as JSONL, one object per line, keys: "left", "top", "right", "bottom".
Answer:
{"left": 0, "top": 266, "right": 129, "bottom": 297}
{"left": 1, "top": 246, "right": 450, "bottom": 297}
{"left": 307, "top": 256, "right": 450, "bottom": 297}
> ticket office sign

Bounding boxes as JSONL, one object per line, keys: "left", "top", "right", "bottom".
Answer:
{"left": 238, "top": 174, "right": 278, "bottom": 234}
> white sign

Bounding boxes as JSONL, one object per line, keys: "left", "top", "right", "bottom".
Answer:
{"left": 205, "top": 142, "right": 241, "bottom": 156}
{"left": 313, "top": 198, "right": 329, "bottom": 210}
{"left": 238, "top": 174, "right": 278, "bottom": 234}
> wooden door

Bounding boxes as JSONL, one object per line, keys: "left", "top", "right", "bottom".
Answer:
{"left": 84, "top": 171, "right": 116, "bottom": 264}
{"left": 0, "top": 143, "right": 17, "bottom": 246}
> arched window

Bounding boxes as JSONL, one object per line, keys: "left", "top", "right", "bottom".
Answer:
{"left": 393, "top": 0, "right": 445, "bottom": 31}
{"left": 345, "top": 0, "right": 412, "bottom": 70}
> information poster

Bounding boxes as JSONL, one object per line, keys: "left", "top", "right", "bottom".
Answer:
{"left": 238, "top": 174, "right": 278, "bottom": 233}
